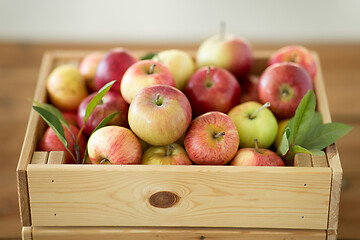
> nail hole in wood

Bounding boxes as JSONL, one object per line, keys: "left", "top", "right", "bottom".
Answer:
{"left": 54, "top": 213, "right": 57, "bottom": 216}
{"left": 51, "top": 179, "right": 54, "bottom": 183}
{"left": 149, "top": 191, "right": 179, "bottom": 208}
{"left": 304, "top": 183, "right": 307, "bottom": 186}
{"left": 302, "top": 216, "right": 304, "bottom": 219}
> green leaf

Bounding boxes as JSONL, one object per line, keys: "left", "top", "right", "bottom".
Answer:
{"left": 141, "top": 52, "right": 157, "bottom": 60}
{"left": 295, "top": 111, "right": 323, "bottom": 146}
{"left": 278, "top": 127, "right": 291, "bottom": 156}
{"left": 293, "top": 145, "right": 325, "bottom": 156}
{"left": 33, "top": 106, "right": 67, "bottom": 148}
{"left": 288, "top": 90, "right": 316, "bottom": 143}
{"left": 301, "top": 122, "right": 353, "bottom": 150}
{"left": 32, "top": 100, "right": 70, "bottom": 129}
{"left": 82, "top": 112, "right": 119, "bottom": 164}
{"left": 84, "top": 80, "right": 116, "bottom": 125}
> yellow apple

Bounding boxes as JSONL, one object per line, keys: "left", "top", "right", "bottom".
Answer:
{"left": 141, "top": 143, "right": 192, "bottom": 165}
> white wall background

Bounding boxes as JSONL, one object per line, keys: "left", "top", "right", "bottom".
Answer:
{"left": 0, "top": 0, "right": 360, "bottom": 44}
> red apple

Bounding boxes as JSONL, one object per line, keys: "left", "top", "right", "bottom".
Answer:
{"left": 230, "top": 140, "right": 284, "bottom": 166}
{"left": 87, "top": 126, "right": 142, "bottom": 164}
{"left": 120, "top": 60, "right": 175, "bottom": 104}
{"left": 77, "top": 91, "right": 129, "bottom": 136}
{"left": 141, "top": 143, "right": 192, "bottom": 165}
{"left": 196, "top": 34, "right": 253, "bottom": 78}
{"left": 240, "top": 75, "right": 259, "bottom": 103}
{"left": 184, "top": 111, "right": 239, "bottom": 165}
{"left": 79, "top": 52, "right": 104, "bottom": 92}
{"left": 128, "top": 85, "right": 192, "bottom": 146}
{"left": 38, "top": 125, "right": 87, "bottom": 164}
{"left": 268, "top": 45, "right": 317, "bottom": 81}
{"left": 258, "top": 62, "right": 313, "bottom": 118}
{"left": 62, "top": 111, "right": 78, "bottom": 127}
{"left": 94, "top": 48, "right": 137, "bottom": 91}
{"left": 184, "top": 66, "right": 241, "bottom": 117}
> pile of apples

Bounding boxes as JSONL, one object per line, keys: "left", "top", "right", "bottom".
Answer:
{"left": 39, "top": 33, "right": 317, "bottom": 167}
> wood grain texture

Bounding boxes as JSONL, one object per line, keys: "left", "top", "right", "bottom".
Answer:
{"left": 16, "top": 52, "right": 53, "bottom": 226}
{"left": 47, "top": 151, "right": 65, "bottom": 165}
{"left": 30, "top": 226, "right": 326, "bottom": 240}
{"left": 27, "top": 165, "right": 331, "bottom": 229}
{"left": 326, "top": 144, "right": 343, "bottom": 231}
{"left": 311, "top": 155, "right": 328, "bottom": 168}
{"left": 22, "top": 226, "right": 32, "bottom": 240}
{"left": 31, "top": 152, "right": 48, "bottom": 165}
{"left": 294, "top": 153, "right": 313, "bottom": 167}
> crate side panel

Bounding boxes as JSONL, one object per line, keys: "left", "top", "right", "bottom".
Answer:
{"left": 28, "top": 165, "right": 331, "bottom": 230}
{"left": 31, "top": 226, "right": 326, "bottom": 240}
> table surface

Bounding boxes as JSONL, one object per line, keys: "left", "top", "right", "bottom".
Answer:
{"left": 0, "top": 42, "right": 359, "bottom": 240}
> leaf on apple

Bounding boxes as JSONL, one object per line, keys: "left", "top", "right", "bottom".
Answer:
{"left": 140, "top": 52, "right": 157, "bottom": 60}
{"left": 278, "top": 89, "right": 353, "bottom": 162}
{"left": 33, "top": 106, "right": 76, "bottom": 162}
{"left": 82, "top": 112, "right": 119, "bottom": 164}
{"left": 32, "top": 100, "right": 71, "bottom": 130}
{"left": 83, "top": 80, "right": 116, "bottom": 125}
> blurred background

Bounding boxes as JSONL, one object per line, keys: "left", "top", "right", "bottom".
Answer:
{"left": 0, "top": 0, "right": 359, "bottom": 239}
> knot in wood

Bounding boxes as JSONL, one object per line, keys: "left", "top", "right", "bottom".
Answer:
{"left": 149, "top": 191, "right": 179, "bottom": 208}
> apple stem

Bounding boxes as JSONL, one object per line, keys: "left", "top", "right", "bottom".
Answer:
{"left": 155, "top": 93, "right": 162, "bottom": 106}
{"left": 250, "top": 102, "right": 271, "bottom": 119}
{"left": 214, "top": 132, "right": 225, "bottom": 139}
{"left": 290, "top": 52, "right": 298, "bottom": 62}
{"left": 149, "top": 63, "right": 156, "bottom": 74}
{"left": 100, "top": 158, "right": 111, "bottom": 165}
{"left": 204, "top": 66, "right": 213, "bottom": 88}
{"left": 165, "top": 145, "right": 174, "bottom": 156}
{"left": 254, "top": 139, "right": 260, "bottom": 153}
{"left": 219, "top": 21, "right": 226, "bottom": 40}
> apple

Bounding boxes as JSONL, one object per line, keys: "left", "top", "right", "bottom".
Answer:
{"left": 62, "top": 111, "right": 78, "bottom": 127}
{"left": 230, "top": 140, "right": 284, "bottom": 166}
{"left": 128, "top": 85, "right": 192, "bottom": 146}
{"left": 228, "top": 101, "right": 278, "bottom": 148}
{"left": 94, "top": 48, "right": 137, "bottom": 91}
{"left": 87, "top": 126, "right": 142, "bottom": 164}
{"left": 258, "top": 62, "right": 313, "bottom": 119}
{"left": 196, "top": 34, "right": 253, "bottom": 78}
{"left": 120, "top": 60, "right": 175, "bottom": 104}
{"left": 274, "top": 118, "right": 290, "bottom": 149}
{"left": 47, "top": 65, "right": 88, "bottom": 111}
{"left": 77, "top": 91, "right": 129, "bottom": 136}
{"left": 184, "top": 66, "right": 241, "bottom": 117}
{"left": 38, "top": 125, "right": 87, "bottom": 164}
{"left": 184, "top": 111, "right": 239, "bottom": 165}
{"left": 152, "top": 49, "right": 195, "bottom": 90}
{"left": 268, "top": 45, "right": 317, "bottom": 81}
{"left": 240, "top": 75, "right": 259, "bottom": 103}
{"left": 78, "top": 52, "right": 104, "bottom": 92}
{"left": 141, "top": 143, "right": 192, "bottom": 165}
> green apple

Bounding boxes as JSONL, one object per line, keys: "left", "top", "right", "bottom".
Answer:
{"left": 228, "top": 101, "right": 278, "bottom": 148}
{"left": 152, "top": 49, "right": 195, "bottom": 90}
{"left": 141, "top": 143, "right": 192, "bottom": 165}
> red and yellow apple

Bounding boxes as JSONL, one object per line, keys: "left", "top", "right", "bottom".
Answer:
{"left": 128, "top": 85, "right": 192, "bottom": 146}
{"left": 78, "top": 52, "right": 104, "bottom": 92}
{"left": 38, "top": 125, "right": 87, "bottom": 164}
{"left": 77, "top": 91, "right": 129, "bottom": 136}
{"left": 196, "top": 34, "right": 253, "bottom": 78}
{"left": 94, "top": 48, "right": 137, "bottom": 91}
{"left": 87, "top": 126, "right": 142, "bottom": 164}
{"left": 141, "top": 143, "right": 192, "bottom": 165}
{"left": 258, "top": 62, "right": 313, "bottom": 119}
{"left": 120, "top": 60, "right": 175, "bottom": 104}
{"left": 184, "top": 66, "right": 241, "bottom": 117}
{"left": 184, "top": 111, "right": 239, "bottom": 165}
{"left": 268, "top": 45, "right": 317, "bottom": 81}
{"left": 46, "top": 65, "right": 88, "bottom": 111}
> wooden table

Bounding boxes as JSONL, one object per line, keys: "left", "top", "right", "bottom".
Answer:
{"left": 0, "top": 42, "right": 359, "bottom": 239}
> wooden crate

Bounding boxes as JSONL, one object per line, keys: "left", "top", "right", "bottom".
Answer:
{"left": 17, "top": 50, "right": 342, "bottom": 240}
